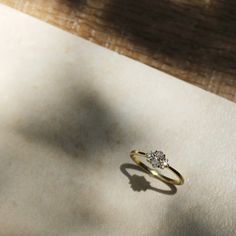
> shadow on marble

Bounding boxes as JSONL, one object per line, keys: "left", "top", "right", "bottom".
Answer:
{"left": 150, "top": 203, "right": 217, "bottom": 236}
{"left": 16, "top": 81, "right": 138, "bottom": 160}
{"left": 120, "top": 163, "right": 177, "bottom": 195}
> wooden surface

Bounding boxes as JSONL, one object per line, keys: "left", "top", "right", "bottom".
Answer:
{"left": 1, "top": 0, "right": 236, "bottom": 102}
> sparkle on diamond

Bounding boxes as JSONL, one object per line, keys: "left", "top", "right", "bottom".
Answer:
{"left": 146, "top": 150, "right": 168, "bottom": 169}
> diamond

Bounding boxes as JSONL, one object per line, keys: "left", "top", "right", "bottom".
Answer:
{"left": 146, "top": 150, "right": 168, "bottom": 169}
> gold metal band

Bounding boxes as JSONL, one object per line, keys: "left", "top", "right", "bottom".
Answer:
{"left": 130, "top": 150, "right": 184, "bottom": 185}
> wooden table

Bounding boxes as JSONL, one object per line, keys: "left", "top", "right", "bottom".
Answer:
{"left": 1, "top": 0, "right": 236, "bottom": 102}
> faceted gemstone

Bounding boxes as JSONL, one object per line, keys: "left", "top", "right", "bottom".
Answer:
{"left": 146, "top": 150, "right": 168, "bottom": 169}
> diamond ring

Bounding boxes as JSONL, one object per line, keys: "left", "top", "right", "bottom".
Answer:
{"left": 130, "top": 150, "right": 184, "bottom": 185}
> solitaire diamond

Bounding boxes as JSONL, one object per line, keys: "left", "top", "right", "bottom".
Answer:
{"left": 146, "top": 150, "right": 168, "bottom": 169}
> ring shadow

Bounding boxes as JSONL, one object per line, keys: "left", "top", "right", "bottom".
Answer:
{"left": 120, "top": 163, "right": 177, "bottom": 195}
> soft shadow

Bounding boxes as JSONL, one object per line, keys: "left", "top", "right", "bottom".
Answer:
{"left": 120, "top": 163, "right": 177, "bottom": 195}
{"left": 104, "top": 0, "right": 236, "bottom": 77}
{"left": 59, "top": 0, "right": 85, "bottom": 8}
{"left": 16, "top": 73, "right": 139, "bottom": 160}
{"left": 151, "top": 203, "right": 217, "bottom": 236}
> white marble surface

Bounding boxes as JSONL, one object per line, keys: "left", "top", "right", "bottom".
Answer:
{"left": 0, "top": 4, "right": 236, "bottom": 236}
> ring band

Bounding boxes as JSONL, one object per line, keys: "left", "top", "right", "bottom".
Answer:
{"left": 130, "top": 150, "right": 184, "bottom": 185}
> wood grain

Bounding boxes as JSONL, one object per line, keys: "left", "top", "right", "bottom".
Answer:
{"left": 1, "top": 0, "right": 236, "bottom": 102}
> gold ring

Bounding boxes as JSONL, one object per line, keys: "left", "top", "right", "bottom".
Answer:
{"left": 130, "top": 150, "right": 184, "bottom": 185}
